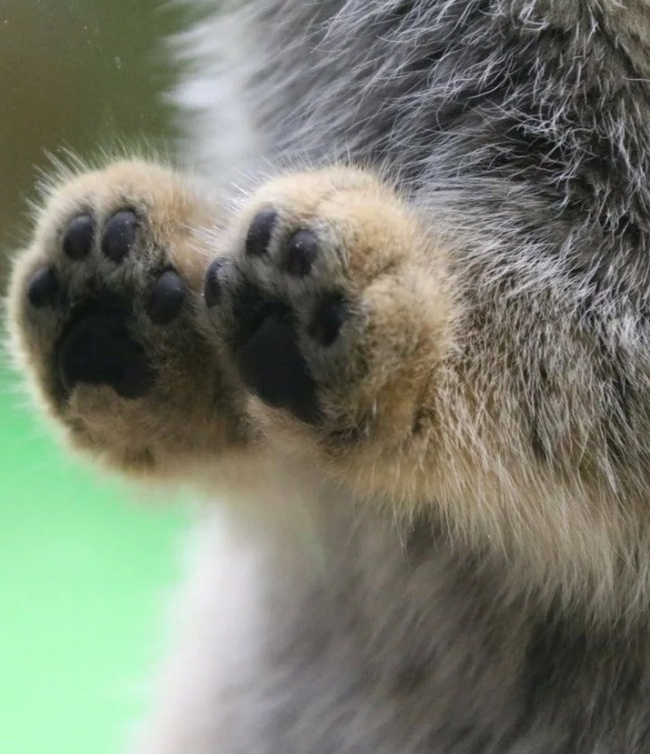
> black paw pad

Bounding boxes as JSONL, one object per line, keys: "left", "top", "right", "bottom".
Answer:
{"left": 309, "top": 296, "right": 348, "bottom": 346}
{"left": 102, "top": 210, "right": 139, "bottom": 263}
{"left": 146, "top": 270, "right": 185, "bottom": 325}
{"left": 237, "top": 306, "right": 319, "bottom": 424}
{"left": 230, "top": 282, "right": 270, "bottom": 345}
{"left": 285, "top": 229, "right": 319, "bottom": 277}
{"left": 27, "top": 267, "right": 59, "bottom": 308}
{"left": 204, "top": 258, "right": 227, "bottom": 308}
{"left": 245, "top": 208, "right": 278, "bottom": 257}
{"left": 56, "top": 300, "right": 155, "bottom": 399}
{"left": 63, "top": 214, "right": 94, "bottom": 260}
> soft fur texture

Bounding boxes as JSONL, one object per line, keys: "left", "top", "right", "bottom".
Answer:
{"left": 8, "top": 0, "right": 650, "bottom": 751}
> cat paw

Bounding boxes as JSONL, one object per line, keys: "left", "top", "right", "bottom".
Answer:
{"left": 205, "top": 168, "right": 452, "bottom": 455}
{"left": 8, "top": 160, "right": 244, "bottom": 472}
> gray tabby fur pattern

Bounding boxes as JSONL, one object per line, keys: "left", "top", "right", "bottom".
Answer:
{"left": 8, "top": 0, "right": 650, "bottom": 751}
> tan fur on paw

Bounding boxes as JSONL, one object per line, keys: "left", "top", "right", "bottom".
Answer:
{"left": 7, "top": 158, "right": 248, "bottom": 475}
{"left": 203, "top": 166, "right": 456, "bottom": 480}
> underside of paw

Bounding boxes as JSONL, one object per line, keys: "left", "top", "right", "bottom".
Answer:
{"left": 204, "top": 205, "right": 351, "bottom": 424}
{"left": 25, "top": 207, "right": 188, "bottom": 400}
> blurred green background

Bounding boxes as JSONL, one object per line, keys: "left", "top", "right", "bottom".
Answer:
{"left": 1, "top": 2, "right": 194, "bottom": 752}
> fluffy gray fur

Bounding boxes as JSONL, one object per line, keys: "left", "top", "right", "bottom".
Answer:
{"left": 97, "top": 1, "right": 650, "bottom": 751}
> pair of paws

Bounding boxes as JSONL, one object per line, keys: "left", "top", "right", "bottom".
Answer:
{"left": 8, "top": 160, "right": 449, "bottom": 478}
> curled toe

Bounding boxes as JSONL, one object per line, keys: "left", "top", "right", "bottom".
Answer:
{"left": 204, "top": 258, "right": 227, "bottom": 308}
{"left": 245, "top": 208, "right": 278, "bottom": 258}
{"left": 27, "top": 267, "right": 59, "bottom": 308}
{"left": 146, "top": 270, "right": 186, "bottom": 325}
{"left": 285, "top": 229, "right": 319, "bottom": 277}
{"left": 102, "top": 210, "right": 139, "bottom": 263}
{"left": 63, "top": 214, "right": 94, "bottom": 260}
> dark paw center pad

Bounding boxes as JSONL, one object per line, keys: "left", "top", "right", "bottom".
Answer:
{"left": 237, "top": 302, "right": 320, "bottom": 424}
{"left": 56, "top": 298, "right": 155, "bottom": 399}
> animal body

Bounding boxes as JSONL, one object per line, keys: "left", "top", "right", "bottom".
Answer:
{"left": 8, "top": 1, "right": 650, "bottom": 751}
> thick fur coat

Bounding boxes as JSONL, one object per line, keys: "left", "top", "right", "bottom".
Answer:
{"left": 8, "top": 1, "right": 650, "bottom": 751}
